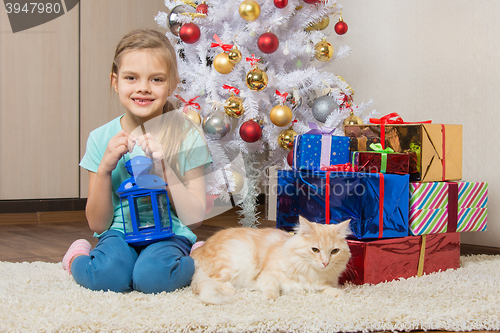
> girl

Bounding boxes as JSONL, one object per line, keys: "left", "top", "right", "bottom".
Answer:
{"left": 62, "top": 29, "right": 211, "bottom": 293}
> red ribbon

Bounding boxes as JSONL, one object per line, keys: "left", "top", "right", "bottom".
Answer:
{"left": 210, "top": 34, "right": 233, "bottom": 52}
{"left": 222, "top": 84, "right": 240, "bottom": 95}
{"left": 275, "top": 90, "right": 289, "bottom": 104}
{"left": 369, "top": 113, "right": 432, "bottom": 149}
{"left": 378, "top": 173, "right": 384, "bottom": 238}
{"left": 441, "top": 124, "right": 446, "bottom": 181}
{"left": 321, "top": 163, "right": 357, "bottom": 172}
{"left": 325, "top": 171, "right": 331, "bottom": 224}
{"left": 174, "top": 95, "right": 201, "bottom": 113}
{"left": 323, "top": 164, "right": 357, "bottom": 225}
{"left": 447, "top": 182, "right": 458, "bottom": 233}
{"left": 245, "top": 54, "right": 260, "bottom": 67}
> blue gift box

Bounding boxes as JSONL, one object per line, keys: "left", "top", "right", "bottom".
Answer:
{"left": 276, "top": 170, "right": 409, "bottom": 239}
{"left": 293, "top": 133, "right": 350, "bottom": 171}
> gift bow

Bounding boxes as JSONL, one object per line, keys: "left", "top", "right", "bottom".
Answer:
{"left": 222, "top": 84, "right": 240, "bottom": 95}
{"left": 306, "top": 122, "right": 335, "bottom": 135}
{"left": 175, "top": 95, "right": 201, "bottom": 113}
{"left": 275, "top": 90, "right": 289, "bottom": 104}
{"left": 370, "top": 143, "right": 394, "bottom": 154}
{"left": 210, "top": 34, "right": 233, "bottom": 52}
{"left": 368, "top": 112, "right": 432, "bottom": 149}
{"left": 369, "top": 143, "right": 394, "bottom": 173}
{"left": 245, "top": 54, "right": 260, "bottom": 67}
{"left": 369, "top": 112, "right": 432, "bottom": 125}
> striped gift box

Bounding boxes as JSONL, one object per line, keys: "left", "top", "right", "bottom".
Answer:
{"left": 409, "top": 181, "right": 488, "bottom": 235}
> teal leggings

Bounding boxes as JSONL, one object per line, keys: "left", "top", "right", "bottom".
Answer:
{"left": 71, "top": 230, "right": 195, "bottom": 293}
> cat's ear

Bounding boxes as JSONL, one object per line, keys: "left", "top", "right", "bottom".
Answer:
{"left": 297, "top": 216, "right": 314, "bottom": 236}
{"left": 335, "top": 219, "right": 352, "bottom": 238}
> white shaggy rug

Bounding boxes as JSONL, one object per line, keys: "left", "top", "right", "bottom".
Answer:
{"left": 1, "top": 255, "right": 500, "bottom": 333}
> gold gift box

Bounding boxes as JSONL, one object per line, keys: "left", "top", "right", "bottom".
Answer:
{"left": 344, "top": 124, "right": 462, "bottom": 182}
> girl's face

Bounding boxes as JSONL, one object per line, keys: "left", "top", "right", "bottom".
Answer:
{"left": 112, "top": 49, "right": 171, "bottom": 125}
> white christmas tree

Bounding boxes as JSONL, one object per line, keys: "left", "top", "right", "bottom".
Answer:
{"left": 155, "top": 0, "right": 376, "bottom": 226}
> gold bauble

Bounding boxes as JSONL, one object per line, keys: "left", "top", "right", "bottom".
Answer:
{"left": 343, "top": 112, "right": 363, "bottom": 127}
{"left": 228, "top": 46, "right": 243, "bottom": 64}
{"left": 185, "top": 108, "right": 201, "bottom": 125}
{"left": 239, "top": 0, "right": 260, "bottom": 21}
{"left": 224, "top": 94, "right": 245, "bottom": 118}
{"left": 336, "top": 75, "right": 355, "bottom": 96}
{"left": 270, "top": 104, "right": 293, "bottom": 127}
{"left": 278, "top": 129, "right": 297, "bottom": 150}
{"left": 314, "top": 39, "right": 333, "bottom": 62}
{"left": 306, "top": 17, "right": 330, "bottom": 31}
{"left": 213, "top": 52, "right": 235, "bottom": 74}
{"left": 245, "top": 66, "right": 268, "bottom": 91}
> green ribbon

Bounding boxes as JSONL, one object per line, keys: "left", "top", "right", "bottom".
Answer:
{"left": 369, "top": 143, "right": 394, "bottom": 173}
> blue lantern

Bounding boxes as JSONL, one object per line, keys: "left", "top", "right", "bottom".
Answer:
{"left": 117, "top": 156, "right": 175, "bottom": 246}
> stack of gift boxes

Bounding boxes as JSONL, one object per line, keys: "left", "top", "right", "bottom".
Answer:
{"left": 275, "top": 115, "right": 488, "bottom": 285}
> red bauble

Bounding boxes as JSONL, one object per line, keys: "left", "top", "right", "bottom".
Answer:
{"left": 287, "top": 150, "right": 294, "bottom": 167}
{"left": 335, "top": 21, "right": 348, "bottom": 35}
{"left": 179, "top": 23, "right": 201, "bottom": 44}
{"left": 274, "top": 0, "right": 288, "bottom": 8}
{"left": 303, "top": 0, "right": 319, "bottom": 3}
{"left": 196, "top": 3, "right": 208, "bottom": 14}
{"left": 257, "top": 32, "right": 279, "bottom": 54}
{"left": 239, "top": 120, "right": 262, "bottom": 143}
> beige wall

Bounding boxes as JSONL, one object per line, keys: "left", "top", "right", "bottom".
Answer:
{"left": 79, "top": 0, "right": 165, "bottom": 198}
{"left": 334, "top": 0, "right": 500, "bottom": 247}
{"left": 0, "top": 5, "right": 79, "bottom": 199}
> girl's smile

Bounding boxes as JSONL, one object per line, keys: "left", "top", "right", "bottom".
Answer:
{"left": 132, "top": 98, "right": 155, "bottom": 106}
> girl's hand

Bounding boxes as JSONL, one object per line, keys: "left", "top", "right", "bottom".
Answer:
{"left": 99, "top": 130, "right": 136, "bottom": 174}
{"left": 136, "top": 133, "right": 164, "bottom": 161}
{"left": 136, "top": 133, "right": 172, "bottom": 179}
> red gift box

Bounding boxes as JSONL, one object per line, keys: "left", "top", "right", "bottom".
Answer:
{"left": 339, "top": 233, "right": 460, "bottom": 285}
{"left": 353, "top": 151, "right": 410, "bottom": 175}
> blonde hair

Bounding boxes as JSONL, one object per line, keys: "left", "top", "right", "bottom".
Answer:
{"left": 111, "top": 29, "right": 205, "bottom": 183}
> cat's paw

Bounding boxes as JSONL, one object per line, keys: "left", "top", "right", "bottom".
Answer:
{"left": 219, "top": 282, "right": 236, "bottom": 296}
{"left": 322, "top": 287, "right": 345, "bottom": 297}
{"left": 262, "top": 289, "right": 280, "bottom": 301}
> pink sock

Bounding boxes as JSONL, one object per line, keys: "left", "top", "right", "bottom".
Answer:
{"left": 190, "top": 241, "right": 205, "bottom": 256}
{"left": 62, "top": 239, "right": 91, "bottom": 274}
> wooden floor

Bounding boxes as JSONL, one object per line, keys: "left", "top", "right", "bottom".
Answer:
{"left": 0, "top": 205, "right": 499, "bottom": 263}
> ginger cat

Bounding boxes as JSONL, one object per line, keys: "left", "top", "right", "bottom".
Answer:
{"left": 190, "top": 217, "right": 351, "bottom": 304}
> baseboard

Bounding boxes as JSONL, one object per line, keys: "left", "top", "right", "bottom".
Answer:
{"left": 0, "top": 211, "right": 87, "bottom": 225}
{"left": 0, "top": 198, "right": 87, "bottom": 214}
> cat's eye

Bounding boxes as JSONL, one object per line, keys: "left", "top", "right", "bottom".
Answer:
{"left": 311, "top": 247, "right": 320, "bottom": 253}
{"left": 331, "top": 248, "right": 339, "bottom": 255}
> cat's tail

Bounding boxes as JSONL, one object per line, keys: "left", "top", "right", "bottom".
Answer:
{"left": 191, "top": 262, "right": 235, "bottom": 304}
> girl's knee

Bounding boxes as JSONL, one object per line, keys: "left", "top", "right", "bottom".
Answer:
{"left": 72, "top": 254, "right": 135, "bottom": 292}
{"left": 71, "top": 232, "right": 138, "bottom": 292}
{"left": 133, "top": 255, "right": 195, "bottom": 293}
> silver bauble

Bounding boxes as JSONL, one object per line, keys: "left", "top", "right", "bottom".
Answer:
{"left": 202, "top": 111, "right": 232, "bottom": 138}
{"left": 305, "top": 89, "right": 318, "bottom": 108}
{"left": 168, "top": 5, "right": 196, "bottom": 36}
{"left": 286, "top": 93, "right": 303, "bottom": 111}
{"left": 311, "top": 95, "right": 338, "bottom": 123}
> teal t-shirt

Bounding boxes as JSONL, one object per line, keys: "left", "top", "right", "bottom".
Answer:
{"left": 80, "top": 114, "right": 212, "bottom": 244}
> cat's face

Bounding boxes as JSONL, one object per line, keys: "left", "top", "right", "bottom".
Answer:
{"left": 289, "top": 217, "right": 351, "bottom": 271}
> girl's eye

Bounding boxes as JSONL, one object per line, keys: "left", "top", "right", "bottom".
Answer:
{"left": 124, "top": 76, "right": 136, "bottom": 81}
{"left": 152, "top": 78, "right": 164, "bottom": 82}
{"left": 311, "top": 247, "right": 320, "bottom": 253}
{"left": 331, "top": 248, "right": 339, "bottom": 255}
